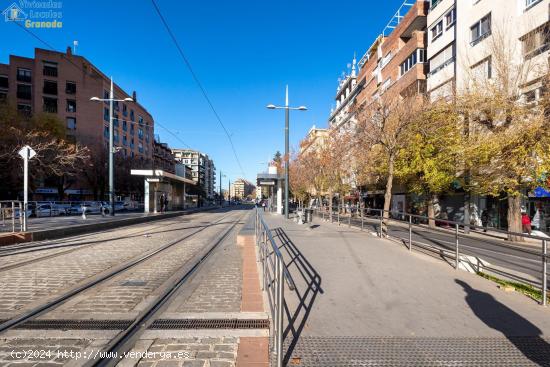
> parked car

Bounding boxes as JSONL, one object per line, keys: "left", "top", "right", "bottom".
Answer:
{"left": 33, "top": 204, "right": 61, "bottom": 217}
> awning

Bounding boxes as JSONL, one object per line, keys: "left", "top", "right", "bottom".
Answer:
{"left": 130, "top": 169, "right": 195, "bottom": 185}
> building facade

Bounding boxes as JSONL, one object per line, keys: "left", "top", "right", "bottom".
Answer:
{"left": 230, "top": 178, "right": 255, "bottom": 200}
{"left": 299, "top": 125, "right": 329, "bottom": 155}
{"left": 0, "top": 47, "right": 155, "bottom": 199}
{"left": 153, "top": 136, "right": 176, "bottom": 174}
{"left": 172, "top": 149, "right": 216, "bottom": 200}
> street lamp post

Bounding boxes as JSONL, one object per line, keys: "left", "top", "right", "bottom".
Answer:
{"left": 219, "top": 171, "right": 226, "bottom": 206}
{"left": 91, "top": 77, "right": 134, "bottom": 216}
{"left": 267, "top": 85, "right": 307, "bottom": 219}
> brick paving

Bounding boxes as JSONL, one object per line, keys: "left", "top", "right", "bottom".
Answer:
{"left": 0, "top": 212, "right": 225, "bottom": 316}
{"left": 176, "top": 229, "right": 242, "bottom": 313}
{"left": 132, "top": 337, "right": 238, "bottom": 367}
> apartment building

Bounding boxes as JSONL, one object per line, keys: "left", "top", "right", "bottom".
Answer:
{"left": 0, "top": 47, "right": 154, "bottom": 160}
{"left": 230, "top": 178, "right": 255, "bottom": 200}
{"left": 299, "top": 125, "right": 329, "bottom": 155}
{"left": 172, "top": 149, "right": 216, "bottom": 200}
{"left": 153, "top": 136, "right": 176, "bottom": 174}
{"left": 328, "top": 55, "right": 359, "bottom": 132}
{"left": 0, "top": 47, "right": 155, "bottom": 199}
{"left": 427, "top": 0, "right": 549, "bottom": 101}
{"left": 426, "top": 0, "right": 456, "bottom": 100}
{"left": 356, "top": 0, "right": 429, "bottom": 108}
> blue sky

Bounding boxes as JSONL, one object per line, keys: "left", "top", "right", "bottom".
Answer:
{"left": 0, "top": 0, "right": 406, "bottom": 184}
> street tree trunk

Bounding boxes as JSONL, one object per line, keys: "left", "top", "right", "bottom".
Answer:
{"left": 382, "top": 154, "right": 395, "bottom": 235}
{"left": 507, "top": 195, "right": 523, "bottom": 242}
{"left": 427, "top": 193, "right": 438, "bottom": 228}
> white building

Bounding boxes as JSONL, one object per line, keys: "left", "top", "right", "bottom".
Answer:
{"left": 427, "top": 0, "right": 549, "bottom": 101}
{"left": 172, "top": 149, "right": 216, "bottom": 200}
{"left": 328, "top": 55, "right": 360, "bottom": 132}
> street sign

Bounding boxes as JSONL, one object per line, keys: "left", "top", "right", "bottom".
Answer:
{"left": 18, "top": 145, "right": 36, "bottom": 232}
{"left": 18, "top": 145, "right": 36, "bottom": 159}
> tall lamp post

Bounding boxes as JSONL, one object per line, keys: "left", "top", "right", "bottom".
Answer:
{"left": 267, "top": 85, "right": 307, "bottom": 219}
{"left": 91, "top": 77, "right": 134, "bottom": 216}
{"left": 219, "top": 171, "right": 226, "bottom": 206}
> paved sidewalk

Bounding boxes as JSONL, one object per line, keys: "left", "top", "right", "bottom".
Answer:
{"left": 263, "top": 213, "right": 550, "bottom": 366}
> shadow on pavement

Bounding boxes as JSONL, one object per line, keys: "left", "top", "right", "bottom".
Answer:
{"left": 272, "top": 227, "right": 323, "bottom": 366}
{"left": 455, "top": 279, "right": 550, "bottom": 366}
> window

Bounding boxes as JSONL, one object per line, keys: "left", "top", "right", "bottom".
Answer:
{"left": 130, "top": 124, "right": 134, "bottom": 135}
{"left": 43, "top": 80, "right": 57, "bottom": 95}
{"left": 104, "top": 126, "right": 109, "bottom": 138}
{"left": 66, "top": 81, "right": 76, "bottom": 94}
{"left": 123, "top": 135, "right": 128, "bottom": 146}
{"left": 445, "top": 8, "right": 456, "bottom": 28}
{"left": 66, "top": 99, "right": 76, "bottom": 113}
{"left": 431, "top": 21, "right": 443, "bottom": 41}
{"left": 43, "top": 97, "right": 57, "bottom": 113}
{"left": 17, "top": 104, "right": 31, "bottom": 115}
{"left": 400, "top": 49, "right": 426, "bottom": 76}
{"left": 138, "top": 128, "right": 144, "bottom": 139}
{"left": 113, "top": 114, "right": 119, "bottom": 128}
{"left": 104, "top": 107, "right": 109, "bottom": 122}
{"left": 123, "top": 104, "right": 127, "bottom": 117}
{"left": 471, "top": 57, "right": 492, "bottom": 81}
{"left": 138, "top": 142, "right": 144, "bottom": 153}
{"left": 471, "top": 14, "right": 491, "bottom": 46}
{"left": 114, "top": 129, "right": 119, "bottom": 143}
{"left": 525, "top": 0, "right": 542, "bottom": 11}
{"left": 0, "top": 75, "right": 8, "bottom": 89}
{"left": 138, "top": 115, "right": 144, "bottom": 125}
{"left": 43, "top": 61, "right": 58, "bottom": 77}
{"left": 123, "top": 120, "right": 127, "bottom": 131}
{"left": 17, "top": 68, "right": 31, "bottom": 82}
{"left": 17, "top": 84, "right": 31, "bottom": 99}
{"left": 130, "top": 109, "right": 135, "bottom": 121}
{"left": 114, "top": 100, "right": 119, "bottom": 111}
{"left": 66, "top": 117, "right": 76, "bottom": 130}
{"left": 429, "top": 44, "right": 455, "bottom": 75}
{"left": 130, "top": 138, "right": 134, "bottom": 148}
{"left": 103, "top": 90, "right": 109, "bottom": 104}
{"left": 522, "top": 24, "right": 550, "bottom": 59}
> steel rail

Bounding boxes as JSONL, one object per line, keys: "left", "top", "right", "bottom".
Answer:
{"left": 86, "top": 210, "right": 246, "bottom": 367}
{"left": 0, "top": 211, "right": 237, "bottom": 333}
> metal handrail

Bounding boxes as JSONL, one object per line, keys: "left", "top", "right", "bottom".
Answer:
{"left": 254, "top": 208, "right": 295, "bottom": 367}
{"left": 314, "top": 205, "right": 548, "bottom": 307}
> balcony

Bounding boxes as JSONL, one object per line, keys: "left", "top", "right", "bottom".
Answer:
{"left": 43, "top": 97, "right": 57, "bottom": 113}
{"left": 17, "top": 85, "right": 32, "bottom": 100}
{"left": 43, "top": 66, "right": 58, "bottom": 77}
{"left": 43, "top": 81, "right": 58, "bottom": 95}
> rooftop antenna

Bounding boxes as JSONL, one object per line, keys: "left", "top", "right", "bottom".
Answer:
{"left": 73, "top": 40, "right": 78, "bottom": 54}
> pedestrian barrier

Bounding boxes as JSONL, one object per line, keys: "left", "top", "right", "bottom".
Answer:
{"left": 313, "top": 206, "right": 549, "bottom": 307}
{"left": 254, "top": 208, "right": 295, "bottom": 367}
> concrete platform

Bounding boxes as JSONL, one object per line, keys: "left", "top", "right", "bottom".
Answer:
{"left": 262, "top": 213, "right": 550, "bottom": 366}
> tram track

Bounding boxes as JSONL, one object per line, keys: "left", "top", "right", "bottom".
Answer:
{"left": 0, "top": 210, "right": 220, "bottom": 272}
{"left": 0, "top": 210, "right": 243, "bottom": 334}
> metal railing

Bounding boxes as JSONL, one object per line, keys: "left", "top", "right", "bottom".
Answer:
{"left": 254, "top": 208, "right": 295, "bottom": 367}
{"left": 0, "top": 201, "right": 24, "bottom": 232}
{"left": 314, "top": 206, "right": 549, "bottom": 307}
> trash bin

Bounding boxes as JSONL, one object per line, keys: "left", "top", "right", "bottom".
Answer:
{"left": 305, "top": 208, "right": 312, "bottom": 223}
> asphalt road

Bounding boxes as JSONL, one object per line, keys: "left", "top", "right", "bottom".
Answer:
{"left": 322, "top": 213, "right": 548, "bottom": 289}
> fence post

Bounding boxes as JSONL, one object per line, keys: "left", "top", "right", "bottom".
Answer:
{"left": 348, "top": 212, "right": 351, "bottom": 228}
{"left": 408, "top": 214, "right": 412, "bottom": 251}
{"left": 11, "top": 202, "right": 15, "bottom": 233}
{"left": 361, "top": 208, "right": 364, "bottom": 231}
{"left": 19, "top": 202, "right": 23, "bottom": 232}
{"left": 455, "top": 224, "right": 460, "bottom": 270}
{"left": 379, "top": 211, "right": 383, "bottom": 238}
{"left": 543, "top": 240, "right": 547, "bottom": 307}
{"left": 276, "top": 256, "right": 284, "bottom": 367}
{"left": 337, "top": 205, "right": 340, "bottom": 225}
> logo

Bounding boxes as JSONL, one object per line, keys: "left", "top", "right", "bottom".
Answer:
{"left": 3, "top": 1, "right": 63, "bottom": 29}
{"left": 2, "top": 3, "right": 27, "bottom": 21}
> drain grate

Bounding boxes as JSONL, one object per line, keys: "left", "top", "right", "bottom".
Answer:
{"left": 150, "top": 318, "right": 270, "bottom": 330}
{"left": 14, "top": 319, "right": 132, "bottom": 330}
{"left": 6, "top": 318, "right": 269, "bottom": 330}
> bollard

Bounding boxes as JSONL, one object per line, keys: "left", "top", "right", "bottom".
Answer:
{"left": 543, "top": 240, "right": 547, "bottom": 307}
{"left": 82, "top": 207, "right": 87, "bottom": 220}
{"left": 455, "top": 224, "right": 459, "bottom": 270}
{"left": 337, "top": 207, "right": 340, "bottom": 225}
{"left": 379, "top": 211, "right": 383, "bottom": 238}
{"left": 408, "top": 214, "right": 412, "bottom": 251}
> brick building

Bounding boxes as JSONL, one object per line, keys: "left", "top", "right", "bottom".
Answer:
{"left": 0, "top": 47, "right": 155, "bottom": 199}
{"left": 153, "top": 136, "right": 176, "bottom": 174}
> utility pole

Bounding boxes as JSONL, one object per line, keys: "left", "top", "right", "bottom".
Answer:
{"left": 228, "top": 179, "right": 231, "bottom": 206}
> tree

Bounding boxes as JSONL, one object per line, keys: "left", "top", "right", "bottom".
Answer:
{"left": 396, "top": 99, "right": 462, "bottom": 227}
{"left": 355, "top": 93, "right": 423, "bottom": 233}
{"left": 458, "top": 25, "right": 550, "bottom": 240}
{"left": 0, "top": 103, "right": 90, "bottom": 200}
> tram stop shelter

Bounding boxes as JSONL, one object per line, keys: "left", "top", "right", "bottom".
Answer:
{"left": 256, "top": 170, "right": 285, "bottom": 215}
{"left": 131, "top": 169, "right": 195, "bottom": 213}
